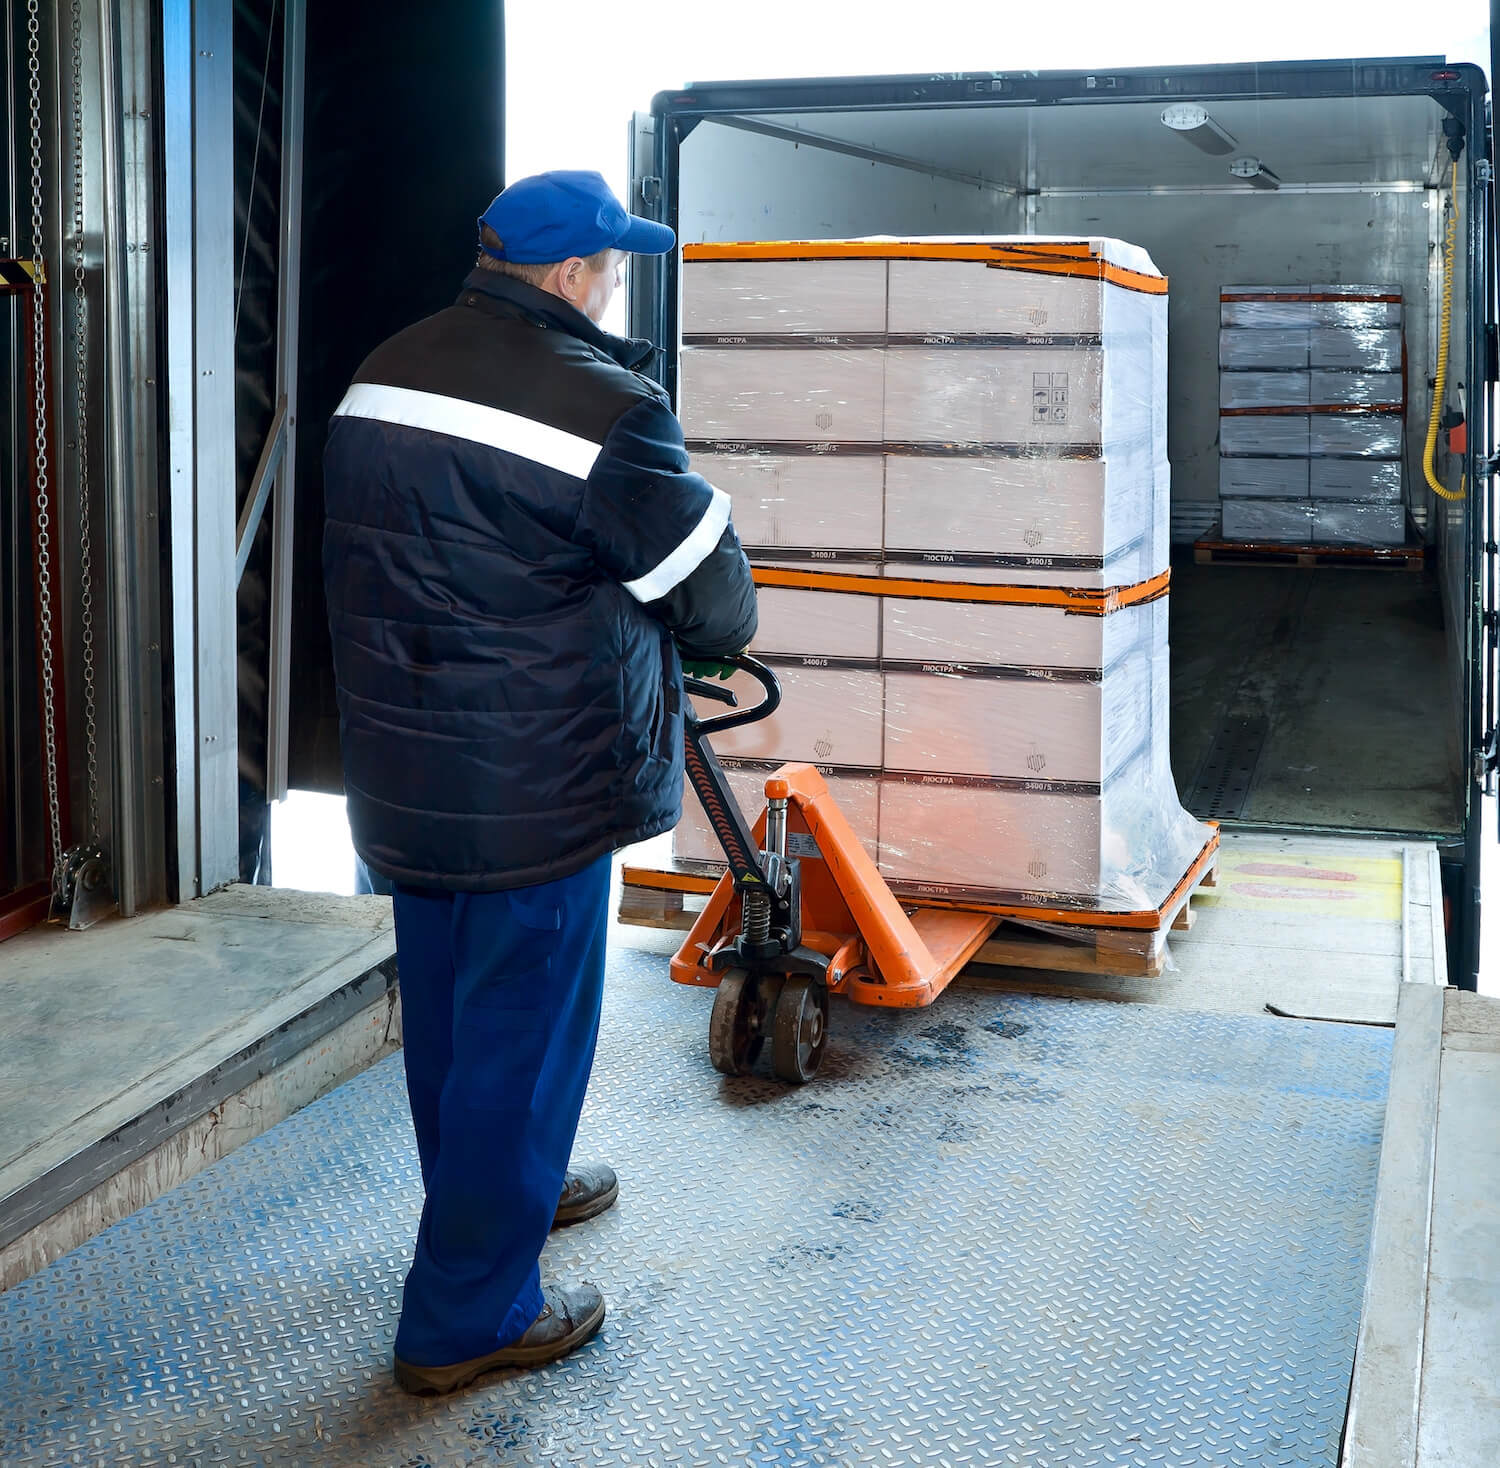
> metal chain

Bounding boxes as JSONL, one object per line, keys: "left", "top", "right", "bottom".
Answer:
{"left": 70, "top": 0, "right": 100, "bottom": 841}
{"left": 25, "top": 0, "right": 65, "bottom": 873}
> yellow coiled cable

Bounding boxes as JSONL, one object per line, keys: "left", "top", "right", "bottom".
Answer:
{"left": 1423, "top": 159, "right": 1466, "bottom": 502}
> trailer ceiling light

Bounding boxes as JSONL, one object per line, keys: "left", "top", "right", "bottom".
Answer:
{"left": 1230, "top": 156, "right": 1281, "bottom": 190}
{"left": 1160, "top": 103, "right": 1237, "bottom": 155}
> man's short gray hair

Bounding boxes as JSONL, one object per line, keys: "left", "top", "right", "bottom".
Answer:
{"left": 475, "top": 224, "right": 615, "bottom": 284}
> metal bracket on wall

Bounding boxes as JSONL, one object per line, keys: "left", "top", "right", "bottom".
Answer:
{"left": 47, "top": 846, "right": 113, "bottom": 930}
{"left": 234, "top": 398, "right": 287, "bottom": 585}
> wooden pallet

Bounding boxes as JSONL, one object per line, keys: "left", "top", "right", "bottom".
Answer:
{"left": 1193, "top": 535, "right": 1425, "bottom": 572}
{"left": 617, "top": 842, "right": 1220, "bottom": 982}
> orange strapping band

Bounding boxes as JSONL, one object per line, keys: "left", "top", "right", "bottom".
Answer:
{"left": 750, "top": 565, "right": 1171, "bottom": 615}
{"left": 1221, "top": 405, "right": 1404, "bottom": 418}
{"left": 684, "top": 240, "right": 1168, "bottom": 296}
{"left": 1220, "top": 291, "right": 1401, "bottom": 304}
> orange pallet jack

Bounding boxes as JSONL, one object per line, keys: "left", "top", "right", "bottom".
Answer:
{"left": 672, "top": 656, "right": 1000, "bottom": 1084}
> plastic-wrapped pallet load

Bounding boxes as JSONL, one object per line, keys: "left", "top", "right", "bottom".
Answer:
{"left": 1218, "top": 369, "right": 1403, "bottom": 413}
{"left": 1220, "top": 283, "right": 1403, "bottom": 329}
{"left": 1219, "top": 459, "right": 1311, "bottom": 498}
{"left": 673, "top": 237, "right": 1211, "bottom": 911}
{"left": 1311, "top": 416, "right": 1404, "bottom": 458}
{"left": 1310, "top": 329, "right": 1403, "bottom": 372}
{"left": 1310, "top": 460, "right": 1403, "bottom": 502}
{"left": 1217, "top": 327, "right": 1406, "bottom": 374}
{"left": 1220, "top": 499, "right": 1317, "bottom": 543}
{"left": 1216, "top": 283, "right": 1407, "bottom": 549}
{"left": 1220, "top": 417, "right": 1312, "bottom": 457}
{"left": 1315, "top": 502, "right": 1406, "bottom": 546}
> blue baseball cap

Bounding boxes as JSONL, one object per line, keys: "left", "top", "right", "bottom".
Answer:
{"left": 477, "top": 170, "right": 676, "bottom": 264}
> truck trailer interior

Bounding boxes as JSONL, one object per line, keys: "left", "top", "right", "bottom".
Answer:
{"left": 643, "top": 68, "right": 1484, "bottom": 937}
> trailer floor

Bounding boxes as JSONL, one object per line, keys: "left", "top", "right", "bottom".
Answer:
{"left": 1170, "top": 562, "right": 1462, "bottom": 835}
{"left": 0, "top": 948, "right": 1391, "bottom": 1467}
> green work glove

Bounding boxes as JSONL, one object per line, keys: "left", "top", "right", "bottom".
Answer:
{"left": 680, "top": 658, "right": 736, "bottom": 680}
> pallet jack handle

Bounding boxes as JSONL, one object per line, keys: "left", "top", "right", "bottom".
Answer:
{"left": 680, "top": 654, "right": 789, "bottom": 897}
{"left": 682, "top": 654, "right": 781, "bottom": 736}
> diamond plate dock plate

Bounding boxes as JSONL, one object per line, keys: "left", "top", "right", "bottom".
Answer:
{"left": 0, "top": 949, "right": 1390, "bottom": 1467}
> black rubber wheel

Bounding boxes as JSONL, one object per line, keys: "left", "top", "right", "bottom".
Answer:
{"left": 772, "top": 977, "right": 829, "bottom": 1084}
{"left": 708, "top": 969, "right": 768, "bottom": 1076}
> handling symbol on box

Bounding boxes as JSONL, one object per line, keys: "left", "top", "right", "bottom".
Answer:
{"left": 1032, "top": 371, "right": 1070, "bottom": 424}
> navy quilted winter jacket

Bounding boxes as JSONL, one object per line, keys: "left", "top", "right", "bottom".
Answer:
{"left": 322, "top": 270, "right": 757, "bottom": 890}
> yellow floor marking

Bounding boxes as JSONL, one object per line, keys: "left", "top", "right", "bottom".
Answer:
{"left": 1195, "top": 847, "right": 1403, "bottom": 924}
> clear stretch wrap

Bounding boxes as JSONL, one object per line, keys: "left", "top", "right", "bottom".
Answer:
{"left": 1219, "top": 416, "right": 1312, "bottom": 457}
{"left": 1218, "top": 328, "right": 1404, "bottom": 373}
{"left": 1220, "top": 499, "right": 1407, "bottom": 547}
{"left": 1309, "top": 459, "right": 1404, "bottom": 503}
{"left": 1309, "top": 329, "right": 1404, "bottom": 372}
{"left": 1220, "top": 458, "right": 1311, "bottom": 499}
{"left": 1220, "top": 415, "right": 1405, "bottom": 460}
{"left": 1219, "top": 499, "right": 1317, "bottom": 543}
{"left": 674, "top": 238, "right": 1212, "bottom": 912}
{"left": 1218, "top": 372, "right": 1403, "bottom": 412}
{"left": 1310, "top": 416, "right": 1405, "bottom": 458}
{"left": 1220, "top": 283, "right": 1404, "bottom": 330}
{"left": 1216, "top": 283, "right": 1407, "bottom": 549}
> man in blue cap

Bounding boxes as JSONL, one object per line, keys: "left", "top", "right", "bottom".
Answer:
{"left": 321, "top": 171, "right": 756, "bottom": 1394}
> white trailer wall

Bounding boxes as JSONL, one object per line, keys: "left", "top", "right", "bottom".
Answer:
{"left": 679, "top": 121, "right": 1021, "bottom": 245}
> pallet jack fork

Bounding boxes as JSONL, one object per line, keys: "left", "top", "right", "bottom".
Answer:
{"left": 672, "top": 656, "right": 1000, "bottom": 1083}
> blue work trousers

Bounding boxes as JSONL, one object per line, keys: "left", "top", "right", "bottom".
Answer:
{"left": 389, "top": 853, "right": 611, "bottom": 1367}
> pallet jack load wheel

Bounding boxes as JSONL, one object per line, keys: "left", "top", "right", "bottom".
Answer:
{"left": 772, "top": 977, "right": 829, "bottom": 1084}
{"left": 709, "top": 969, "right": 767, "bottom": 1076}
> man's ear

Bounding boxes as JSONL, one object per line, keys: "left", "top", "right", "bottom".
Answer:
{"left": 555, "top": 256, "right": 586, "bottom": 303}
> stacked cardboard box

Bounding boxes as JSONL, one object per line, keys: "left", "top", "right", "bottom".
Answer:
{"left": 1217, "top": 285, "right": 1407, "bottom": 547}
{"left": 672, "top": 239, "right": 1211, "bottom": 908}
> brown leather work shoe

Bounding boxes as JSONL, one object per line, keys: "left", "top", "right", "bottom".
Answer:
{"left": 393, "top": 1283, "right": 607, "bottom": 1395}
{"left": 553, "top": 1163, "right": 618, "bottom": 1228}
